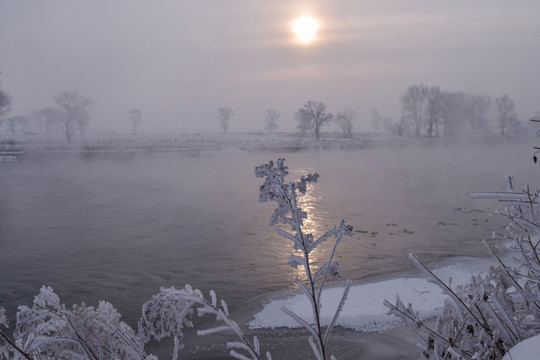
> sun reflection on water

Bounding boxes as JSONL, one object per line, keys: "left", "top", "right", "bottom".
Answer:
{"left": 285, "top": 178, "right": 341, "bottom": 287}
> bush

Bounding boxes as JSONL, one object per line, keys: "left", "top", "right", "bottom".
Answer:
{"left": 385, "top": 177, "right": 540, "bottom": 360}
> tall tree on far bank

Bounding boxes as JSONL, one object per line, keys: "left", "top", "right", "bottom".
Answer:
{"left": 127, "top": 109, "right": 143, "bottom": 134}
{"left": 0, "top": 72, "right": 12, "bottom": 126}
{"left": 424, "top": 86, "right": 442, "bottom": 138}
{"left": 401, "top": 84, "right": 429, "bottom": 137}
{"left": 54, "top": 90, "right": 92, "bottom": 142}
{"left": 496, "top": 94, "right": 518, "bottom": 137}
{"left": 371, "top": 109, "right": 381, "bottom": 133}
{"left": 467, "top": 94, "right": 492, "bottom": 131}
{"left": 336, "top": 108, "right": 356, "bottom": 139}
{"left": 264, "top": 109, "right": 280, "bottom": 133}
{"left": 295, "top": 100, "right": 333, "bottom": 140}
{"left": 217, "top": 106, "right": 233, "bottom": 134}
{"left": 439, "top": 91, "right": 466, "bottom": 137}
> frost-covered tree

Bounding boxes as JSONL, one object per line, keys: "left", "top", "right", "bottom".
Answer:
{"left": 218, "top": 106, "right": 233, "bottom": 134}
{"left": 54, "top": 90, "right": 92, "bottom": 142}
{"left": 335, "top": 108, "right": 356, "bottom": 139}
{"left": 295, "top": 101, "right": 333, "bottom": 140}
{"left": 264, "top": 109, "right": 280, "bottom": 133}
{"left": 128, "top": 109, "right": 143, "bottom": 134}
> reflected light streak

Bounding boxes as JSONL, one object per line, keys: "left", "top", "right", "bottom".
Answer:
{"left": 287, "top": 183, "right": 339, "bottom": 285}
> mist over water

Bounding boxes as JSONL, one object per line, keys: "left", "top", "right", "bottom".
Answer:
{"left": 0, "top": 139, "right": 537, "bottom": 331}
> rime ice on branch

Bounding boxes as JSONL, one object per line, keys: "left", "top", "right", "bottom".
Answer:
{"left": 385, "top": 176, "right": 540, "bottom": 360}
{"left": 255, "top": 158, "right": 353, "bottom": 360}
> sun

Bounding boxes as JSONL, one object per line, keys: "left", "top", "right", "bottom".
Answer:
{"left": 292, "top": 15, "right": 319, "bottom": 45}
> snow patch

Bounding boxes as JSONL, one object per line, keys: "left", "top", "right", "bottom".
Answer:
{"left": 503, "top": 334, "right": 540, "bottom": 360}
{"left": 249, "top": 257, "right": 496, "bottom": 332}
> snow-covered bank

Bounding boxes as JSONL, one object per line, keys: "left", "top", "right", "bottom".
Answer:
{"left": 503, "top": 334, "right": 540, "bottom": 360}
{"left": 249, "top": 256, "right": 498, "bottom": 332}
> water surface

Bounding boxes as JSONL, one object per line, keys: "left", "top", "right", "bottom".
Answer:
{"left": 0, "top": 140, "right": 536, "bottom": 337}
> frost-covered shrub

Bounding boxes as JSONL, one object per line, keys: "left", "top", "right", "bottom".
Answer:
{"left": 255, "top": 159, "right": 353, "bottom": 360}
{"left": 385, "top": 177, "right": 540, "bottom": 360}
{"left": 2, "top": 286, "right": 151, "bottom": 360}
{"left": 0, "top": 158, "right": 352, "bottom": 360}
{"left": 138, "top": 285, "right": 272, "bottom": 360}
{"left": 138, "top": 287, "right": 195, "bottom": 360}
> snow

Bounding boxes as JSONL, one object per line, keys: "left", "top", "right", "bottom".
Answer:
{"left": 503, "top": 334, "right": 540, "bottom": 360}
{"left": 249, "top": 257, "right": 497, "bottom": 332}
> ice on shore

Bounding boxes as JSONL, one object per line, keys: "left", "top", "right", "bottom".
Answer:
{"left": 249, "top": 257, "right": 497, "bottom": 332}
{"left": 503, "top": 333, "right": 540, "bottom": 360}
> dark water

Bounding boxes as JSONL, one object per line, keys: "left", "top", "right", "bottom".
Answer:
{"left": 0, "top": 139, "right": 537, "bottom": 340}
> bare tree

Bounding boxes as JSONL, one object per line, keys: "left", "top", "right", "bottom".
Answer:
{"left": 295, "top": 100, "right": 333, "bottom": 140}
{"left": 401, "top": 84, "right": 429, "bottom": 137}
{"left": 0, "top": 72, "right": 12, "bottom": 126}
{"left": 54, "top": 91, "right": 92, "bottom": 142}
{"left": 217, "top": 106, "right": 233, "bottom": 134}
{"left": 127, "top": 109, "right": 143, "bottom": 134}
{"left": 395, "top": 115, "right": 409, "bottom": 136}
{"left": 264, "top": 109, "right": 280, "bottom": 133}
{"left": 424, "top": 86, "right": 442, "bottom": 138}
{"left": 495, "top": 94, "right": 518, "bottom": 137}
{"left": 378, "top": 109, "right": 408, "bottom": 137}
{"left": 371, "top": 109, "right": 381, "bottom": 132}
{"left": 6, "top": 115, "right": 30, "bottom": 136}
{"left": 468, "top": 94, "right": 492, "bottom": 131}
{"left": 335, "top": 108, "right": 356, "bottom": 139}
{"left": 6, "top": 117, "right": 19, "bottom": 136}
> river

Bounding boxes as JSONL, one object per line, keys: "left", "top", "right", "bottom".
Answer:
{"left": 0, "top": 138, "right": 537, "bottom": 358}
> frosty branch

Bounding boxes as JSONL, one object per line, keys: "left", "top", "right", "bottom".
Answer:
{"left": 385, "top": 177, "right": 540, "bottom": 360}
{"left": 255, "top": 159, "right": 353, "bottom": 360}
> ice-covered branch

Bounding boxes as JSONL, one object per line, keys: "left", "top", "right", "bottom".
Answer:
{"left": 255, "top": 159, "right": 353, "bottom": 360}
{"left": 387, "top": 177, "right": 540, "bottom": 359}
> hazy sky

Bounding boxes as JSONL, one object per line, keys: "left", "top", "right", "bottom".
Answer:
{"left": 1, "top": 1, "right": 539, "bottom": 132}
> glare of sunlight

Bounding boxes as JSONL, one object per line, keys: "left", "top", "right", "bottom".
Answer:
{"left": 291, "top": 15, "right": 320, "bottom": 45}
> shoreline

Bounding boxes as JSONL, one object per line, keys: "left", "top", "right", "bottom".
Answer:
{"left": 169, "top": 254, "right": 499, "bottom": 359}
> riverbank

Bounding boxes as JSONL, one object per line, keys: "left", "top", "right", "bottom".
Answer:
{"left": 169, "top": 255, "right": 499, "bottom": 359}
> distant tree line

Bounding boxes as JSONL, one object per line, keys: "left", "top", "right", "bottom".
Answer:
{"left": 0, "top": 84, "right": 93, "bottom": 143}
{"left": 0, "top": 68, "right": 532, "bottom": 141}
{"left": 0, "top": 72, "right": 12, "bottom": 129}
{"left": 378, "top": 84, "right": 522, "bottom": 139}
{"left": 252, "top": 84, "right": 526, "bottom": 140}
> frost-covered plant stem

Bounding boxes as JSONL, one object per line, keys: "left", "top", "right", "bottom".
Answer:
{"left": 255, "top": 159, "right": 352, "bottom": 360}
{"left": 0, "top": 329, "right": 32, "bottom": 360}
{"left": 177, "top": 286, "right": 272, "bottom": 360}
{"left": 386, "top": 176, "right": 540, "bottom": 360}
